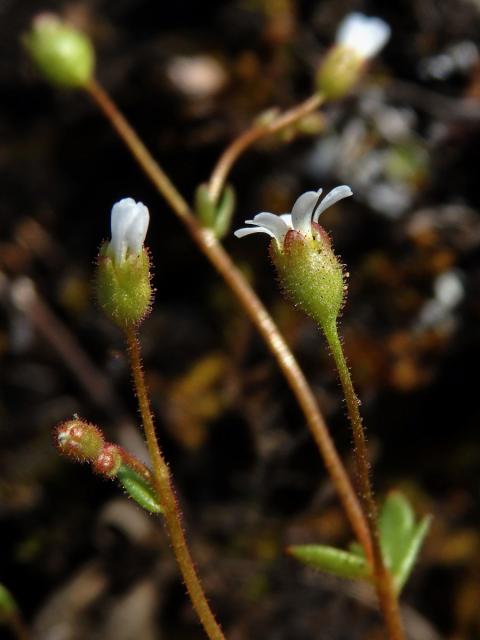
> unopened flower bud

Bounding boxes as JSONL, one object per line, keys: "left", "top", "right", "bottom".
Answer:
{"left": 316, "top": 13, "right": 390, "bottom": 100}
{"left": 23, "top": 13, "right": 94, "bottom": 88}
{"left": 235, "top": 186, "right": 353, "bottom": 330}
{"left": 95, "top": 198, "right": 153, "bottom": 329}
{"left": 92, "top": 444, "right": 123, "bottom": 478}
{"left": 55, "top": 417, "right": 104, "bottom": 462}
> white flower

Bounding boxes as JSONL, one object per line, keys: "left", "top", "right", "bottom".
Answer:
{"left": 110, "top": 198, "right": 149, "bottom": 263}
{"left": 234, "top": 185, "right": 353, "bottom": 248}
{"left": 336, "top": 12, "right": 391, "bottom": 60}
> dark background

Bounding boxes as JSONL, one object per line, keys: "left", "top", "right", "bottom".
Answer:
{"left": 2, "top": 0, "right": 480, "bottom": 638}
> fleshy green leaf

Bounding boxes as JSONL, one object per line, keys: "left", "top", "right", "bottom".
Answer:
{"left": 117, "top": 464, "right": 163, "bottom": 514}
{"left": 394, "top": 516, "right": 431, "bottom": 592}
{"left": 379, "top": 491, "right": 431, "bottom": 593}
{"left": 288, "top": 544, "right": 371, "bottom": 581}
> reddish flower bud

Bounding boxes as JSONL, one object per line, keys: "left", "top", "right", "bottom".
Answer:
{"left": 92, "top": 444, "right": 123, "bottom": 478}
{"left": 55, "top": 418, "right": 104, "bottom": 462}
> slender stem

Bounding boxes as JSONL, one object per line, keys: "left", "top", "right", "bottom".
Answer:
{"left": 125, "top": 327, "right": 225, "bottom": 640}
{"left": 85, "top": 78, "right": 372, "bottom": 560}
{"left": 86, "top": 79, "right": 191, "bottom": 222}
{"left": 10, "top": 614, "right": 30, "bottom": 640}
{"left": 323, "top": 321, "right": 405, "bottom": 640}
{"left": 207, "top": 94, "right": 324, "bottom": 204}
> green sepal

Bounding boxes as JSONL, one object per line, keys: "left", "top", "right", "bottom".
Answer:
{"left": 379, "top": 491, "right": 431, "bottom": 593}
{"left": 195, "top": 183, "right": 236, "bottom": 239}
{"left": 270, "top": 229, "right": 345, "bottom": 332}
{"left": 0, "top": 583, "right": 18, "bottom": 622}
{"left": 95, "top": 245, "right": 152, "bottom": 329}
{"left": 117, "top": 464, "right": 163, "bottom": 514}
{"left": 288, "top": 544, "right": 370, "bottom": 581}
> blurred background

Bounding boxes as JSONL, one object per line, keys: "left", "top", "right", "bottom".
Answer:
{"left": 2, "top": 0, "right": 480, "bottom": 638}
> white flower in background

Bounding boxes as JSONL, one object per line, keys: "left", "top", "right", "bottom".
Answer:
{"left": 234, "top": 186, "right": 353, "bottom": 248}
{"left": 110, "top": 198, "right": 149, "bottom": 264}
{"left": 336, "top": 12, "right": 391, "bottom": 60}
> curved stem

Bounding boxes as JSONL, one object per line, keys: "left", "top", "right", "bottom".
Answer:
{"left": 207, "top": 94, "right": 324, "bottom": 204}
{"left": 125, "top": 328, "right": 225, "bottom": 640}
{"left": 85, "top": 78, "right": 372, "bottom": 561}
{"left": 323, "top": 321, "right": 405, "bottom": 640}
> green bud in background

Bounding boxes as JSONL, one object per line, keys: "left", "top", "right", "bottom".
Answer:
{"left": 195, "top": 183, "right": 236, "bottom": 239}
{"left": 23, "top": 13, "right": 94, "bottom": 88}
{"left": 235, "top": 186, "right": 353, "bottom": 332}
{"left": 316, "top": 47, "right": 365, "bottom": 101}
{"left": 316, "top": 13, "right": 390, "bottom": 100}
{"left": 95, "top": 198, "right": 153, "bottom": 330}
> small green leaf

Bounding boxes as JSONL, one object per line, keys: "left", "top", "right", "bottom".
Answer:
{"left": 194, "top": 183, "right": 236, "bottom": 239}
{"left": 288, "top": 544, "right": 371, "bottom": 581}
{"left": 394, "top": 516, "right": 431, "bottom": 592}
{"left": 117, "top": 464, "right": 163, "bottom": 514}
{"left": 379, "top": 491, "right": 431, "bottom": 593}
{"left": 380, "top": 491, "right": 415, "bottom": 571}
{"left": 195, "top": 183, "right": 216, "bottom": 228}
{"left": 213, "top": 185, "right": 236, "bottom": 239}
{"left": 0, "top": 583, "right": 18, "bottom": 621}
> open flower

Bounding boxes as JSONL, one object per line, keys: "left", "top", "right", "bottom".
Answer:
{"left": 234, "top": 185, "right": 353, "bottom": 249}
{"left": 110, "top": 198, "right": 149, "bottom": 264}
{"left": 336, "top": 13, "right": 391, "bottom": 61}
{"left": 235, "top": 186, "right": 354, "bottom": 329}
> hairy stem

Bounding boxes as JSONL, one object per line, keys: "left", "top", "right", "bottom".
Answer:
{"left": 125, "top": 327, "right": 225, "bottom": 640}
{"left": 85, "top": 78, "right": 372, "bottom": 561}
{"left": 207, "top": 94, "right": 324, "bottom": 203}
{"left": 323, "top": 321, "right": 405, "bottom": 640}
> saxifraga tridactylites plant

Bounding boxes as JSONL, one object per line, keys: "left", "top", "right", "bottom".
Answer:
{"left": 17, "top": 9, "right": 432, "bottom": 640}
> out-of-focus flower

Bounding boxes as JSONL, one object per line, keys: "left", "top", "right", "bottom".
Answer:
{"left": 316, "top": 12, "right": 391, "bottom": 100}
{"left": 335, "top": 13, "right": 391, "bottom": 61}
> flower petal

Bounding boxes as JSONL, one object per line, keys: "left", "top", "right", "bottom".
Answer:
{"left": 125, "top": 202, "right": 149, "bottom": 256}
{"left": 336, "top": 12, "right": 390, "bottom": 59}
{"left": 313, "top": 185, "right": 353, "bottom": 222}
{"left": 279, "top": 213, "right": 293, "bottom": 228}
{"left": 234, "top": 226, "right": 274, "bottom": 239}
{"left": 249, "top": 212, "right": 290, "bottom": 242}
{"left": 291, "top": 189, "right": 322, "bottom": 235}
{"left": 111, "top": 198, "right": 138, "bottom": 263}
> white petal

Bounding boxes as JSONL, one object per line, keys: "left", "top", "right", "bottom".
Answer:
{"left": 291, "top": 189, "right": 322, "bottom": 235}
{"left": 336, "top": 12, "right": 390, "bottom": 59}
{"left": 125, "top": 202, "right": 149, "bottom": 255}
{"left": 250, "top": 212, "right": 290, "bottom": 242}
{"left": 234, "top": 226, "right": 274, "bottom": 239}
{"left": 279, "top": 213, "right": 293, "bottom": 229}
{"left": 111, "top": 198, "right": 138, "bottom": 263}
{"left": 313, "top": 185, "right": 353, "bottom": 222}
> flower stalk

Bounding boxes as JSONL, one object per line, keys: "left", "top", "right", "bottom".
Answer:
{"left": 323, "top": 321, "right": 405, "bottom": 640}
{"left": 125, "top": 327, "right": 225, "bottom": 640}
{"left": 207, "top": 93, "right": 324, "bottom": 205}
